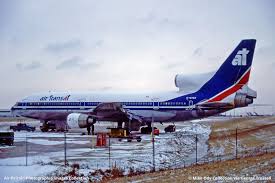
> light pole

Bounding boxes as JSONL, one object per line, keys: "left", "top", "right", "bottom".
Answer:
{"left": 108, "top": 136, "right": 111, "bottom": 169}
{"left": 64, "top": 131, "right": 68, "bottom": 166}
{"left": 195, "top": 134, "right": 198, "bottom": 164}
{"left": 151, "top": 97, "right": 159, "bottom": 172}
{"left": 25, "top": 133, "right": 28, "bottom": 166}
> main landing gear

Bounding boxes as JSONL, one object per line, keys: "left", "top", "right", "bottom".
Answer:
{"left": 140, "top": 123, "right": 160, "bottom": 135}
{"left": 140, "top": 123, "right": 153, "bottom": 134}
{"left": 87, "top": 118, "right": 96, "bottom": 135}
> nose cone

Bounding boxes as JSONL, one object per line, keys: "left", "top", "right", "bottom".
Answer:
{"left": 10, "top": 104, "right": 16, "bottom": 111}
{"left": 10, "top": 104, "right": 18, "bottom": 117}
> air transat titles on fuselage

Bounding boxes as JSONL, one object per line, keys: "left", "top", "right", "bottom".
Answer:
{"left": 40, "top": 95, "right": 71, "bottom": 101}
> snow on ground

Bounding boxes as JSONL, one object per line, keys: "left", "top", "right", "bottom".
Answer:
{"left": 27, "top": 139, "right": 65, "bottom": 145}
{"left": 0, "top": 146, "right": 15, "bottom": 149}
{"left": 0, "top": 149, "right": 59, "bottom": 182}
{"left": 63, "top": 121, "right": 211, "bottom": 173}
{"left": 60, "top": 122, "right": 210, "bottom": 172}
{"left": 254, "top": 116, "right": 275, "bottom": 125}
{"left": 0, "top": 119, "right": 212, "bottom": 181}
{"left": 0, "top": 164, "right": 58, "bottom": 183}
{"left": 0, "top": 130, "right": 91, "bottom": 145}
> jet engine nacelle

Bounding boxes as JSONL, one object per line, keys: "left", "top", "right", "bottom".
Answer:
{"left": 174, "top": 73, "right": 214, "bottom": 92}
{"left": 234, "top": 93, "right": 253, "bottom": 107}
{"left": 234, "top": 86, "right": 257, "bottom": 107}
{"left": 174, "top": 74, "right": 185, "bottom": 89}
{"left": 67, "top": 113, "right": 94, "bottom": 128}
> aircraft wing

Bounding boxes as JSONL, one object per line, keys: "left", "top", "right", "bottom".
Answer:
{"left": 93, "top": 102, "right": 124, "bottom": 113}
{"left": 90, "top": 102, "right": 143, "bottom": 124}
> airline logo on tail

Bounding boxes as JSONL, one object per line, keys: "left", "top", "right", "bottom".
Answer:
{"left": 232, "top": 48, "right": 249, "bottom": 66}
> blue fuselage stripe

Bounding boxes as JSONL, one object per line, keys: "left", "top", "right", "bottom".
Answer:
{"left": 12, "top": 107, "right": 190, "bottom": 111}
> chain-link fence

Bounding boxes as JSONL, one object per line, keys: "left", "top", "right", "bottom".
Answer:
{"left": 0, "top": 125, "right": 274, "bottom": 174}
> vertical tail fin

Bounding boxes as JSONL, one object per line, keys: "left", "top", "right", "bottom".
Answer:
{"left": 199, "top": 39, "right": 256, "bottom": 102}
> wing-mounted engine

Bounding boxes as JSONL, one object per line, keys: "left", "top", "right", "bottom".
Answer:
{"left": 67, "top": 113, "right": 95, "bottom": 128}
{"left": 234, "top": 85, "right": 257, "bottom": 107}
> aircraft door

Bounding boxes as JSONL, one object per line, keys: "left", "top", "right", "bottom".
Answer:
{"left": 188, "top": 100, "right": 194, "bottom": 110}
{"left": 79, "top": 99, "right": 86, "bottom": 110}
{"left": 153, "top": 101, "right": 159, "bottom": 110}
{"left": 80, "top": 102, "right": 85, "bottom": 109}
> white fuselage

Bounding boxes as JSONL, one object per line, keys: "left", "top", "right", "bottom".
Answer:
{"left": 11, "top": 91, "right": 222, "bottom": 123}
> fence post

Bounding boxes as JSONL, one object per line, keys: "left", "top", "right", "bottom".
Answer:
{"left": 152, "top": 134, "right": 155, "bottom": 171}
{"left": 235, "top": 128, "right": 238, "bottom": 159}
{"left": 195, "top": 134, "right": 198, "bottom": 165}
{"left": 152, "top": 110, "right": 156, "bottom": 172}
{"left": 25, "top": 135, "right": 28, "bottom": 166}
{"left": 183, "top": 160, "right": 185, "bottom": 168}
{"left": 108, "top": 136, "right": 111, "bottom": 169}
{"left": 64, "top": 131, "right": 68, "bottom": 166}
{"left": 151, "top": 98, "right": 159, "bottom": 172}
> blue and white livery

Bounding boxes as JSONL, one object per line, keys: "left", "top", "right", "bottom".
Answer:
{"left": 11, "top": 39, "right": 257, "bottom": 132}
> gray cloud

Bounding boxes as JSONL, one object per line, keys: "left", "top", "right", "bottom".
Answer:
{"left": 56, "top": 56, "right": 100, "bottom": 70}
{"left": 159, "top": 56, "right": 185, "bottom": 70}
{"left": 166, "top": 62, "right": 184, "bottom": 70}
{"left": 139, "top": 12, "right": 156, "bottom": 24}
{"left": 16, "top": 61, "right": 42, "bottom": 71}
{"left": 193, "top": 47, "right": 203, "bottom": 57}
{"left": 0, "top": 0, "right": 274, "bottom": 108}
{"left": 158, "top": 17, "right": 188, "bottom": 29}
{"left": 257, "top": 45, "right": 271, "bottom": 55}
{"left": 56, "top": 56, "right": 82, "bottom": 70}
{"left": 95, "top": 40, "right": 104, "bottom": 48}
{"left": 138, "top": 13, "right": 186, "bottom": 29}
{"left": 208, "top": 56, "right": 221, "bottom": 62}
{"left": 256, "top": 45, "right": 275, "bottom": 61}
{"left": 45, "top": 39, "right": 82, "bottom": 54}
{"left": 100, "top": 86, "right": 112, "bottom": 91}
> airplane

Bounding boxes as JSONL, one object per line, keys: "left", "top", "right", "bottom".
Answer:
{"left": 11, "top": 39, "right": 257, "bottom": 135}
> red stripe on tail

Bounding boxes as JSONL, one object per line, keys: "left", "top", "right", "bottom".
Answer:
{"left": 208, "top": 70, "right": 251, "bottom": 102}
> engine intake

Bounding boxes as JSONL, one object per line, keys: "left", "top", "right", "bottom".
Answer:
{"left": 174, "top": 72, "right": 214, "bottom": 92}
{"left": 67, "top": 113, "right": 94, "bottom": 128}
{"left": 175, "top": 74, "right": 184, "bottom": 89}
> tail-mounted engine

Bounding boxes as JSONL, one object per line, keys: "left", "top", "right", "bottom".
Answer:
{"left": 234, "top": 86, "right": 257, "bottom": 107}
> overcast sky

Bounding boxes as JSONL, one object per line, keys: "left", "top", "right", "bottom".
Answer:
{"left": 0, "top": 0, "right": 274, "bottom": 108}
